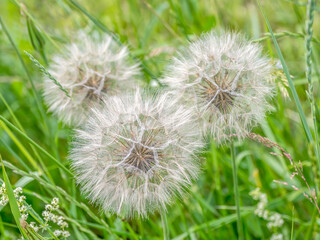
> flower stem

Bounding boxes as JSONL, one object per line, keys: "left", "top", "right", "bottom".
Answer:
{"left": 231, "top": 142, "right": 243, "bottom": 240}
{"left": 161, "top": 211, "right": 170, "bottom": 240}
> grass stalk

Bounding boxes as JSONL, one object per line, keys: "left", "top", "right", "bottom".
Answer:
{"left": 161, "top": 211, "right": 170, "bottom": 240}
{"left": 253, "top": 31, "right": 320, "bottom": 45}
{"left": 257, "top": 0, "right": 318, "bottom": 165}
{"left": 0, "top": 17, "right": 49, "bottom": 134}
{"left": 305, "top": 0, "right": 320, "bottom": 178}
{"left": 230, "top": 142, "right": 243, "bottom": 240}
{"left": 0, "top": 115, "right": 73, "bottom": 176}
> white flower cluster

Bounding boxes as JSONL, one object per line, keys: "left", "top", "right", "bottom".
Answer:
{"left": 0, "top": 183, "right": 9, "bottom": 206}
{"left": 29, "top": 222, "right": 39, "bottom": 232}
{"left": 42, "top": 197, "right": 70, "bottom": 237}
{"left": 0, "top": 184, "right": 28, "bottom": 220}
{"left": 267, "top": 213, "right": 284, "bottom": 229}
{"left": 250, "top": 188, "right": 284, "bottom": 239}
{"left": 0, "top": 184, "right": 70, "bottom": 239}
{"left": 270, "top": 233, "right": 284, "bottom": 240}
{"left": 53, "top": 229, "right": 71, "bottom": 238}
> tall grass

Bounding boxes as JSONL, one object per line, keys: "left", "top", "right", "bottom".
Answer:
{"left": 0, "top": 0, "right": 319, "bottom": 239}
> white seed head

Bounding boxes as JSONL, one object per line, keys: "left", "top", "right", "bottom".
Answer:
{"left": 161, "top": 30, "right": 274, "bottom": 143}
{"left": 70, "top": 89, "right": 202, "bottom": 218}
{"left": 43, "top": 32, "right": 141, "bottom": 126}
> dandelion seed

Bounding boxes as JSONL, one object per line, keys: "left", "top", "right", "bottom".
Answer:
{"left": 161, "top": 30, "right": 274, "bottom": 143}
{"left": 43, "top": 32, "right": 141, "bottom": 126}
{"left": 70, "top": 89, "right": 202, "bottom": 218}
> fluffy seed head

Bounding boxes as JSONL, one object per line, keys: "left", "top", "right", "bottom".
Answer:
{"left": 70, "top": 89, "right": 202, "bottom": 218}
{"left": 161, "top": 30, "right": 274, "bottom": 143}
{"left": 43, "top": 32, "right": 141, "bottom": 126}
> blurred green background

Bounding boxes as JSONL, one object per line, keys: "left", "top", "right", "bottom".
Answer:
{"left": 0, "top": 0, "right": 320, "bottom": 239}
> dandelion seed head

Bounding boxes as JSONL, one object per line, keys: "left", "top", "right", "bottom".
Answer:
{"left": 44, "top": 32, "right": 141, "bottom": 126}
{"left": 70, "top": 89, "right": 202, "bottom": 218}
{"left": 161, "top": 30, "right": 274, "bottom": 143}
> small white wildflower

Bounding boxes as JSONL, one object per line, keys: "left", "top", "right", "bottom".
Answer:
{"left": 161, "top": 30, "right": 274, "bottom": 143}
{"left": 29, "top": 222, "right": 39, "bottom": 232}
{"left": 13, "top": 187, "right": 22, "bottom": 198}
{"left": 0, "top": 199, "right": 8, "bottom": 206}
{"left": 19, "top": 205, "right": 27, "bottom": 213}
{"left": 0, "top": 183, "right": 6, "bottom": 194}
{"left": 62, "top": 231, "right": 70, "bottom": 238}
{"left": 267, "top": 213, "right": 284, "bottom": 229}
{"left": 43, "top": 32, "right": 141, "bottom": 126}
{"left": 51, "top": 197, "right": 59, "bottom": 206}
{"left": 260, "top": 193, "right": 268, "bottom": 203}
{"left": 54, "top": 230, "right": 62, "bottom": 237}
{"left": 42, "top": 210, "right": 49, "bottom": 220}
{"left": 262, "top": 209, "right": 269, "bottom": 220}
{"left": 21, "top": 213, "right": 28, "bottom": 221}
{"left": 58, "top": 221, "right": 68, "bottom": 228}
{"left": 45, "top": 204, "right": 53, "bottom": 211}
{"left": 18, "top": 196, "right": 26, "bottom": 203}
{"left": 70, "top": 89, "right": 202, "bottom": 218}
{"left": 254, "top": 208, "right": 264, "bottom": 218}
{"left": 50, "top": 213, "right": 58, "bottom": 223}
{"left": 0, "top": 195, "right": 9, "bottom": 206}
{"left": 271, "top": 233, "right": 283, "bottom": 240}
{"left": 249, "top": 188, "right": 261, "bottom": 200}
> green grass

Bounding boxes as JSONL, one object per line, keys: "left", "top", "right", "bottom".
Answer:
{"left": 0, "top": 0, "right": 320, "bottom": 239}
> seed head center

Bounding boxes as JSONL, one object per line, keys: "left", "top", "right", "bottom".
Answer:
{"left": 125, "top": 143, "right": 156, "bottom": 173}
{"left": 200, "top": 72, "right": 235, "bottom": 113}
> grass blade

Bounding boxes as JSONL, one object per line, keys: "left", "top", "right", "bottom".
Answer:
{"left": 0, "top": 155, "right": 28, "bottom": 239}
{"left": 304, "top": 0, "right": 320, "bottom": 171}
{"left": 0, "top": 17, "right": 50, "bottom": 135}
{"left": 0, "top": 120, "right": 42, "bottom": 173}
{"left": 231, "top": 142, "right": 243, "bottom": 240}
{"left": 24, "top": 51, "right": 71, "bottom": 98}
{"left": 256, "top": 0, "right": 315, "bottom": 150}
{"left": 0, "top": 115, "right": 73, "bottom": 176}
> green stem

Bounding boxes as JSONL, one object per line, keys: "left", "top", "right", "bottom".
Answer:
{"left": 305, "top": 0, "right": 320, "bottom": 183}
{"left": 161, "top": 211, "right": 170, "bottom": 240}
{"left": 231, "top": 142, "right": 243, "bottom": 240}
